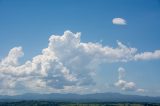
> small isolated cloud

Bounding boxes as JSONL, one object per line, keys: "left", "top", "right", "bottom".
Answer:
{"left": 112, "top": 18, "right": 127, "bottom": 25}
{"left": 115, "top": 67, "right": 145, "bottom": 92}
{"left": 137, "top": 88, "right": 146, "bottom": 93}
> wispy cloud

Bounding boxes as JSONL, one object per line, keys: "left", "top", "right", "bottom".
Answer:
{"left": 112, "top": 18, "right": 127, "bottom": 25}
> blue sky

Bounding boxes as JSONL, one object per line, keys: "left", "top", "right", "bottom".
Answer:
{"left": 0, "top": 0, "right": 160, "bottom": 96}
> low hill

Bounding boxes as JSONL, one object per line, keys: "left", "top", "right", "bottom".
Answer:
{"left": 0, "top": 92, "right": 160, "bottom": 103}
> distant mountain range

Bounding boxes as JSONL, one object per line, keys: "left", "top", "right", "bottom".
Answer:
{"left": 0, "top": 92, "right": 160, "bottom": 103}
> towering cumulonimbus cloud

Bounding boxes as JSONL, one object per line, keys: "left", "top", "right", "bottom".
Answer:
{"left": 0, "top": 30, "right": 159, "bottom": 95}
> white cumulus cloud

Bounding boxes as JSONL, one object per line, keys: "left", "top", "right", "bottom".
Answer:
{"left": 1, "top": 47, "right": 24, "bottom": 66}
{"left": 134, "top": 50, "right": 160, "bottom": 60}
{"left": 0, "top": 30, "right": 159, "bottom": 95}
{"left": 115, "top": 67, "right": 145, "bottom": 92}
{"left": 112, "top": 18, "right": 127, "bottom": 25}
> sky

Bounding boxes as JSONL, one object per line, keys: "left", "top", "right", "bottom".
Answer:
{"left": 0, "top": 0, "right": 160, "bottom": 96}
